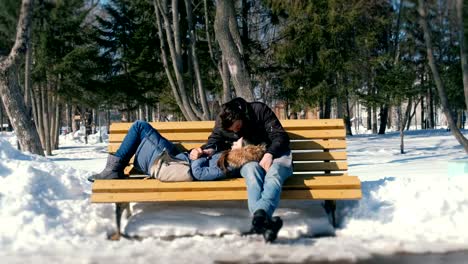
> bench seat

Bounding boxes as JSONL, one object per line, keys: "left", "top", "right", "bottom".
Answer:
{"left": 92, "top": 175, "right": 361, "bottom": 202}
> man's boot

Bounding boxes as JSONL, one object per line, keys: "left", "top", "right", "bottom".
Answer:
{"left": 251, "top": 209, "right": 269, "bottom": 234}
{"left": 242, "top": 209, "right": 269, "bottom": 235}
{"left": 87, "top": 154, "right": 126, "bottom": 182}
{"left": 263, "top": 216, "right": 283, "bottom": 243}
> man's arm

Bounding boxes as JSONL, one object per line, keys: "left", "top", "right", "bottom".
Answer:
{"left": 261, "top": 105, "right": 290, "bottom": 158}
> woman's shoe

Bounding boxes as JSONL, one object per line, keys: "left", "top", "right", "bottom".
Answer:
{"left": 87, "top": 154, "right": 126, "bottom": 182}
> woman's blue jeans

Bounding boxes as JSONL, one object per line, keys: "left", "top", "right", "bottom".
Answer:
{"left": 115, "top": 120, "right": 174, "bottom": 165}
{"left": 240, "top": 153, "right": 293, "bottom": 217}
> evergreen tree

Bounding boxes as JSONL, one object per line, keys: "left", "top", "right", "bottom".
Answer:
{"left": 94, "top": 0, "right": 164, "bottom": 113}
{"left": 0, "top": 0, "right": 20, "bottom": 56}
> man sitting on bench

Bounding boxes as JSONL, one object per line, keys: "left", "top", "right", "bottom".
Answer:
{"left": 190, "top": 97, "right": 293, "bottom": 242}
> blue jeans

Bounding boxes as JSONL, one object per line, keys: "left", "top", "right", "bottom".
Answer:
{"left": 240, "top": 153, "right": 293, "bottom": 217}
{"left": 115, "top": 120, "right": 175, "bottom": 166}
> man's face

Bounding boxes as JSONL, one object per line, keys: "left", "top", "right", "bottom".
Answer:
{"left": 227, "top": 120, "right": 243, "bottom": 133}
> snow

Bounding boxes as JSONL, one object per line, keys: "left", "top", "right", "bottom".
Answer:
{"left": 0, "top": 128, "right": 468, "bottom": 263}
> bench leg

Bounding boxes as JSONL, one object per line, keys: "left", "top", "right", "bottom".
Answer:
{"left": 108, "top": 202, "right": 131, "bottom": 241}
{"left": 324, "top": 200, "right": 337, "bottom": 228}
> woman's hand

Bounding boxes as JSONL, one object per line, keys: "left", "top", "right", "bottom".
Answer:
{"left": 189, "top": 148, "right": 214, "bottom": 160}
{"left": 259, "top": 153, "right": 273, "bottom": 172}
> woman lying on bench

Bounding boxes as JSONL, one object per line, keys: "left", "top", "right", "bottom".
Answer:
{"left": 88, "top": 120, "right": 264, "bottom": 182}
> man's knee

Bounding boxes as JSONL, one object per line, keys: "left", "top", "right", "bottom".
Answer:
{"left": 241, "top": 161, "right": 262, "bottom": 174}
{"left": 266, "top": 164, "right": 292, "bottom": 183}
{"left": 240, "top": 161, "right": 264, "bottom": 182}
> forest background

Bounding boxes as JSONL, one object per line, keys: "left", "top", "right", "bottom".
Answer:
{"left": 1, "top": 0, "right": 468, "bottom": 156}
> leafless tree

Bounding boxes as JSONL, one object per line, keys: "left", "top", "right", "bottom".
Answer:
{"left": 418, "top": 0, "right": 468, "bottom": 153}
{"left": 0, "top": 0, "right": 43, "bottom": 156}
{"left": 214, "top": 0, "right": 254, "bottom": 101}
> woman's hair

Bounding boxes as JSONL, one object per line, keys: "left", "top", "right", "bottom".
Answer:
{"left": 217, "top": 144, "right": 266, "bottom": 173}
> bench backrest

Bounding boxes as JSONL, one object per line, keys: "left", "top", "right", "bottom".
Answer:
{"left": 108, "top": 119, "right": 347, "bottom": 177}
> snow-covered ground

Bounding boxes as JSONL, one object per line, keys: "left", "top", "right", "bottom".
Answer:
{"left": 0, "top": 128, "right": 467, "bottom": 263}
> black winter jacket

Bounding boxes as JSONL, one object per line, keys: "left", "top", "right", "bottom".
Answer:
{"left": 202, "top": 98, "right": 290, "bottom": 158}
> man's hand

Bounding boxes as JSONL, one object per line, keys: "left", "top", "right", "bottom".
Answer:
{"left": 189, "top": 148, "right": 215, "bottom": 160}
{"left": 259, "top": 153, "right": 273, "bottom": 172}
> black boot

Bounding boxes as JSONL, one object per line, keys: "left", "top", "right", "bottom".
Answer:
{"left": 242, "top": 209, "right": 269, "bottom": 235}
{"left": 263, "top": 216, "right": 283, "bottom": 243}
{"left": 87, "top": 154, "right": 126, "bottom": 182}
{"left": 252, "top": 209, "right": 269, "bottom": 233}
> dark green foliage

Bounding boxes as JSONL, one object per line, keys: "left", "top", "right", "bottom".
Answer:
{"left": 1, "top": 0, "right": 464, "bottom": 126}
{"left": 267, "top": 0, "right": 393, "bottom": 111}
{"left": 31, "top": 0, "right": 103, "bottom": 106}
{"left": 0, "top": 0, "right": 20, "bottom": 55}
{"left": 93, "top": 0, "right": 164, "bottom": 110}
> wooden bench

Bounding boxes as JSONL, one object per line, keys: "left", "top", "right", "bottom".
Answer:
{"left": 91, "top": 119, "right": 361, "bottom": 239}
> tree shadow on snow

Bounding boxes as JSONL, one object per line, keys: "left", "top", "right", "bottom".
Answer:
{"left": 0, "top": 163, "right": 12, "bottom": 177}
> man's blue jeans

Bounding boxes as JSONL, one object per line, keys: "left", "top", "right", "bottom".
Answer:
{"left": 115, "top": 120, "right": 174, "bottom": 165}
{"left": 240, "top": 153, "right": 293, "bottom": 217}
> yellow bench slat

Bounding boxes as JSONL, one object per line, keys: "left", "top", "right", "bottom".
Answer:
{"left": 108, "top": 129, "right": 346, "bottom": 143}
{"left": 91, "top": 189, "right": 362, "bottom": 203}
{"left": 109, "top": 119, "right": 345, "bottom": 133}
{"left": 292, "top": 152, "right": 347, "bottom": 161}
{"left": 292, "top": 161, "right": 348, "bottom": 171}
{"left": 289, "top": 140, "right": 346, "bottom": 150}
{"left": 92, "top": 176, "right": 360, "bottom": 192}
{"left": 108, "top": 140, "right": 347, "bottom": 153}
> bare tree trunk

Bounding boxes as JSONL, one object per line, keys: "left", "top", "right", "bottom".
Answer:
{"left": 24, "top": 28, "right": 32, "bottom": 115}
{"left": 428, "top": 85, "right": 435, "bottom": 128}
{"left": 185, "top": 0, "right": 210, "bottom": 120}
{"left": 345, "top": 87, "right": 353, "bottom": 136}
{"left": 203, "top": 0, "right": 230, "bottom": 104}
{"left": 71, "top": 104, "right": 77, "bottom": 132}
{"left": 400, "top": 98, "right": 412, "bottom": 154}
{"left": 0, "top": 104, "right": 3, "bottom": 132}
{"left": 138, "top": 105, "right": 144, "bottom": 120}
{"left": 153, "top": 0, "right": 199, "bottom": 121}
{"left": 65, "top": 102, "right": 70, "bottom": 134}
{"left": 106, "top": 109, "right": 111, "bottom": 133}
{"left": 214, "top": 0, "right": 254, "bottom": 101}
{"left": 456, "top": 0, "right": 468, "bottom": 113}
{"left": 419, "top": 0, "right": 468, "bottom": 153}
{"left": 52, "top": 101, "right": 60, "bottom": 150}
{"left": 378, "top": 105, "right": 389, "bottom": 134}
{"left": 0, "top": 0, "right": 43, "bottom": 156}
{"left": 152, "top": 105, "right": 158, "bottom": 122}
{"left": 323, "top": 96, "right": 331, "bottom": 118}
{"left": 32, "top": 84, "right": 44, "bottom": 147}
{"left": 367, "top": 107, "right": 372, "bottom": 130}
{"left": 406, "top": 98, "right": 421, "bottom": 131}
{"left": 50, "top": 92, "right": 57, "bottom": 150}
{"left": 42, "top": 83, "right": 51, "bottom": 155}
{"left": 372, "top": 106, "right": 378, "bottom": 134}
{"left": 221, "top": 56, "right": 231, "bottom": 103}
{"left": 387, "top": 106, "right": 393, "bottom": 129}
{"left": 145, "top": 104, "right": 150, "bottom": 121}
